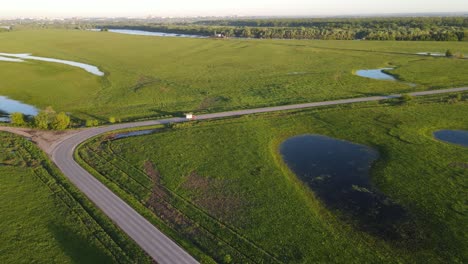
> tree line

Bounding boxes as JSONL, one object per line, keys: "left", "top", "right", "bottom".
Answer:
{"left": 10, "top": 107, "right": 70, "bottom": 130}
{"left": 8, "top": 106, "right": 121, "bottom": 130}
{"left": 97, "top": 17, "right": 468, "bottom": 41}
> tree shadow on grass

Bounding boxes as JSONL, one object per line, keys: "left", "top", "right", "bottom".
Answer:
{"left": 48, "top": 222, "right": 114, "bottom": 264}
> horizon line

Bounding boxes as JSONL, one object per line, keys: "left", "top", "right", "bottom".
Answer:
{"left": 1, "top": 11, "right": 468, "bottom": 20}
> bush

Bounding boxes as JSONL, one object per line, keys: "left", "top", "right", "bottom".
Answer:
{"left": 34, "top": 111, "right": 49, "bottom": 129}
{"left": 401, "top": 94, "right": 414, "bottom": 104}
{"left": 447, "top": 94, "right": 463, "bottom": 104}
{"left": 445, "top": 49, "right": 453, "bottom": 57}
{"left": 223, "top": 254, "right": 232, "bottom": 264}
{"left": 200, "top": 255, "right": 217, "bottom": 264}
{"left": 109, "top": 117, "right": 116, "bottom": 124}
{"left": 51, "top": 112, "right": 70, "bottom": 130}
{"left": 85, "top": 119, "right": 99, "bottom": 127}
{"left": 455, "top": 52, "right": 465, "bottom": 59}
{"left": 10, "top": 112, "right": 26, "bottom": 126}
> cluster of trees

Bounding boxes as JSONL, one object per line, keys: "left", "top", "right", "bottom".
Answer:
{"left": 9, "top": 107, "right": 120, "bottom": 129}
{"left": 10, "top": 107, "right": 70, "bottom": 130}
{"left": 99, "top": 17, "right": 468, "bottom": 41}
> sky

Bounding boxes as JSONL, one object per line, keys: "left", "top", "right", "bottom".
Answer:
{"left": 1, "top": 0, "right": 467, "bottom": 18}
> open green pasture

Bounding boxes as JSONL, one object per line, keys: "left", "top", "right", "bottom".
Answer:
{"left": 0, "top": 29, "right": 467, "bottom": 121}
{"left": 78, "top": 93, "right": 468, "bottom": 263}
{"left": 0, "top": 132, "right": 150, "bottom": 263}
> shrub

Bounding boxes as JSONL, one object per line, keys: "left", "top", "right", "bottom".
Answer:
{"left": 34, "top": 111, "right": 49, "bottom": 129}
{"left": 447, "top": 94, "right": 463, "bottom": 104}
{"left": 51, "top": 112, "right": 70, "bottom": 130}
{"left": 200, "top": 255, "right": 217, "bottom": 264}
{"left": 223, "top": 254, "right": 232, "bottom": 264}
{"left": 10, "top": 112, "right": 26, "bottom": 126}
{"left": 401, "top": 94, "right": 414, "bottom": 104}
{"left": 85, "top": 119, "right": 99, "bottom": 127}
{"left": 109, "top": 116, "right": 116, "bottom": 124}
{"left": 445, "top": 49, "right": 453, "bottom": 57}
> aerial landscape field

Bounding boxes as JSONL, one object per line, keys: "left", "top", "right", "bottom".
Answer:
{"left": 0, "top": 29, "right": 467, "bottom": 122}
{"left": 1, "top": 1, "right": 467, "bottom": 264}
{"left": 77, "top": 95, "right": 467, "bottom": 263}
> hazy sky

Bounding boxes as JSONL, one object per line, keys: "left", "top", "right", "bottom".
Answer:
{"left": 1, "top": 0, "right": 467, "bottom": 18}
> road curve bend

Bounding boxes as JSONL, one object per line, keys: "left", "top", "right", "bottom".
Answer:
{"left": 19, "top": 87, "right": 468, "bottom": 263}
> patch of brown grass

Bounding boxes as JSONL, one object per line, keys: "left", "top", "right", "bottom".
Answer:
{"left": 181, "top": 171, "right": 243, "bottom": 219}
{"left": 144, "top": 161, "right": 198, "bottom": 234}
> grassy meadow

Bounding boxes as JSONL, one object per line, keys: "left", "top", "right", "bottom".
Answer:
{"left": 0, "top": 29, "right": 467, "bottom": 121}
{"left": 78, "top": 93, "right": 468, "bottom": 263}
{"left": 0, "top": 132, "right": 150, "bottom": 263}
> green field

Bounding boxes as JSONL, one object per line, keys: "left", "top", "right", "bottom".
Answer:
{"left": 0, "top": 132, "right": 150, "bottom": 263}
{"left": 0, "top": 29, "right": 467, "bottom": 122}
{"left": 77, "top": 93, "right": 468, "bottom": 263}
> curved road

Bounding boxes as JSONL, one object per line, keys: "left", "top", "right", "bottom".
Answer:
{"left": 7, "top": 87, "right": 468, "bottom": 263}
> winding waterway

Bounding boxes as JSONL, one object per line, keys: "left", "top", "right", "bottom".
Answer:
{"left": 0, "top": 53, "right": 104, "bottom": 76}
{"left": 94, "top": 29, "right": 208, "bottom": 39}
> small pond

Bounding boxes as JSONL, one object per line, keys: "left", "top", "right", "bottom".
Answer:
{"left": 0, "top": 53, "right": 104, "bottom": 76}
{"left": 0, "top": 96, "right": 39, "bottom": 122}
{"left": 355, "top": 68, "right": 397, "bottom": 81}
{"left": 97, "top": 29, "right": 208, "bottom": 39}
{"left": 434, "top": 130, "right": 468, "bottom": 147}
{"left": 280, "top": 134, "right": 414, "bottom": 239}
{"left": 355, "top": 68, "right": 416, "bottom": 87}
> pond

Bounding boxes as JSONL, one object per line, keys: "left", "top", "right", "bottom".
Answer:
{"left": 0, "top": 53, "right": 104, "bottom": 76}
{"left": 0, "top": 96, "right": 38, "bottom": 122}
{"left": 434, "top": 130, "right": 468, "bottom": 147}
{"left": 97, "top": 29, "right": 208, "bottom": 39}
{"left": 355, "top": 68, "right": 416, "bottom": 87}
{"left": 280, "top": 134, "right": 414, "bottom": 239}
{"left": 355, "top": 68, "right": 397, "bottom": 81}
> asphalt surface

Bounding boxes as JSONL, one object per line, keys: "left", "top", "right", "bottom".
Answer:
{"left": 41, "top": 86, "right": 468, "bottom": 263}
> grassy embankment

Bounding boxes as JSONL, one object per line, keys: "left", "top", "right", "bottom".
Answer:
{"left": 0, "top": 29, "right": 467, "bottom": 122}
{"left": 77, "top": 93, "right": 467, "bottom": 263}
{"left": 0, "top": 132, "right": 150, "bottom": 263}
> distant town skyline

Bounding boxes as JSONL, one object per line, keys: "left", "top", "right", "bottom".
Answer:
{"left": 1, "top": 0, "right": 467, "bottom": 18}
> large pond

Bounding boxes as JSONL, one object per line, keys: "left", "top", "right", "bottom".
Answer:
{"left": 280, "top": 135, "right": 413, "bottom": 239}
{"left": 434, "top": 130, "right": 468, "bottom": 147}
{"left": 94, "top": 29, "right": 207, "bottom": 39}
{"left": 0, "top": 53, "right": 104, "bottom": 76}
{"left": 0, "top": 96, "right": 38, "bottom": 122}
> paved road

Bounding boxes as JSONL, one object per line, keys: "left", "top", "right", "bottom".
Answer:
{"left": 10, "top": 87, "right": 468, "bottom": 263}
